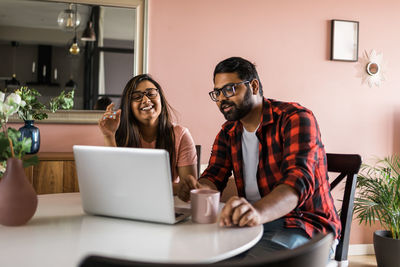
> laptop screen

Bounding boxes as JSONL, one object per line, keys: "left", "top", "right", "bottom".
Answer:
{"left": 73, "top": 145, "right": 178, "bottom": 224}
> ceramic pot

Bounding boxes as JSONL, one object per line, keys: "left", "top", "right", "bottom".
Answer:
{"left": 0, "top": 158, "right": 38, "bottom": 226}
{"left": 374, "top": 230, "right": 400, "bottom": 267}
{"left": 19, "top": 120, "right": 40, "bottom": 154}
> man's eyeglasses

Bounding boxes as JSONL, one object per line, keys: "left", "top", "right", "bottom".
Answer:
{"left": 131, "top": 88, "right": 159, "bottom": 102}
{"left": 209, "top": 81, "right": 250, "bottom": 102}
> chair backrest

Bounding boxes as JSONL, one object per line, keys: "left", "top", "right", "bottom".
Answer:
{"left": 195, "top": 145, "right": 201, "bottom": 178}
{"left": 79, "top": 233, "right": 333, "bottom": 267}
{"left": 326, "top": 153, "right": 362, "bottom": 263}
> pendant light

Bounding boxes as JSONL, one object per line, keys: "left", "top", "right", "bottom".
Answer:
{"left": 58, "top": 3, "right": 81, "bottom": 31}
{"left": 69, "top": 5, "right": 80, "bottom": 55}
{"left": 69, "top": 37, "right": 80, "bottom": 55}
{"left": 81, "top": 21, "right": 96, "bottom": 42}
{"left": 6, "top": 74, "right": 20, "bottom": 89}
{"left": 65, "top": 78, "right": 77, "bottom": 90}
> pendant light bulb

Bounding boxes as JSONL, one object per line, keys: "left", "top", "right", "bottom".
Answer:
{"left": 69, "top": 38, "right": 80, "bottom": 55}
{"left": 66, "top": 14, "right": 74, "bottom": 28}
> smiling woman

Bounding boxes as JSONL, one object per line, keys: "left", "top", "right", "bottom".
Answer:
{"left": 0, "top": 0, "right": 147, "bottom": 124}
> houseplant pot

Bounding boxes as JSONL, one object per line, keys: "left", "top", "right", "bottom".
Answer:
{"left": 0, "top": 158, "right": 38, "bottom": 226}
{"left": 374, "top": 231, "right": 400, "bottom": 267}
{"left": 0, "top": 92, "right": 40, "bottom": 226}
{"left": 354, "top": 155, "right": 400, "bottom": 267}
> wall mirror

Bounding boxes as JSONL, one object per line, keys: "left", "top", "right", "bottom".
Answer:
{"left": 0, "top": 0, "right": 146, "bottom": 123}
{"left": 357, "top": 50, "right": 385, "bottom": 88}
{"left": 366, "top": 62, "right": 380, "bottom": 76}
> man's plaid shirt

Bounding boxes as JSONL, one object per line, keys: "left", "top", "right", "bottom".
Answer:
{"left": 201, "top": 98, "right": 341, "bottom": 239}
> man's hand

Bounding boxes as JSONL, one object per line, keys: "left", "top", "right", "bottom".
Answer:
{"left": 177, "top": 175, "right": 208, "bottom": 202}
{"left": 219, "top": 196, "right": 262, "bottom": 227}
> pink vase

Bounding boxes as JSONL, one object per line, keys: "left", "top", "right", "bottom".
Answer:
{"left": 0, "top": 158, "right": 38, "bottom": 226}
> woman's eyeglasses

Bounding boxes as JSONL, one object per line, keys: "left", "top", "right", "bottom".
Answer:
{"left": 209, "top": 81, "right": 249, "bottom": 102}
{"left": 131, "top": 88, "right": 159, "bottom": 102}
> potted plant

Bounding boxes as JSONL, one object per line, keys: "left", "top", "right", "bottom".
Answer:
{"left": 15, "top": 87, "right": 74, "bottom": 154}
{"left": 0, "top": 92, "right": 39, "bottom": 226}
{"left": 353, "top": 155, "right": 400, "bottom": 267}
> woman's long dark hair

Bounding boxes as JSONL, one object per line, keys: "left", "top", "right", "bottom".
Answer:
{"left": 115, "top": 74, "right": 176, "bottom": 169}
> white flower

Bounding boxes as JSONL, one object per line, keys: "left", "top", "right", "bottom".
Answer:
{"left": 0, "top": 92, "right": 5, "bottom": 103}
{"left": 0, "top": 162, "right": 5, "bottom": 173}
{"left": 20, "top": 100, "right": 26, "bottom": 107}
{"left": 2, "top": 93, "right": 22, "bottom": 116}
{"left": 6, "top": 93, "right": 21, "bottom": 106}
{"left": 2, "top": 103, "right": 17, "bottom": 116}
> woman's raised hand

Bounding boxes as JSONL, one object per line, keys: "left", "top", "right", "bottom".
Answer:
{"left": 98, "top": 103, "right": 122, "bottom": 138}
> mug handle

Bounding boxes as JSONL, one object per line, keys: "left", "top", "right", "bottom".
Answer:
{"left": 205, "top": 196, "right": 213, "bottom": 216}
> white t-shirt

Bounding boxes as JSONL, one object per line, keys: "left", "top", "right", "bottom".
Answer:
{"left": 242, "top": 126, "right": 261, "bottom": 203}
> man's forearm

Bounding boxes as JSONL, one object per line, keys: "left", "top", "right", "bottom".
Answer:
{"left": 253, "top": 184, "right": 299, "bottom": 224}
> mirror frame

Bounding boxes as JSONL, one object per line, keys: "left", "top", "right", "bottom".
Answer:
{"left": 10, "top": 0, "right": 148, "bottom": 124}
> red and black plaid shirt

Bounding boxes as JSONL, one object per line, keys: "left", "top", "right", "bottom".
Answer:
{"left": 201, "top": 98, "right": 341, "bottom": 239}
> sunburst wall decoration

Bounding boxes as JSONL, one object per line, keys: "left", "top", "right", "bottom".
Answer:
{"left": 356, "top": 50, "right": 386, "bottom": 87}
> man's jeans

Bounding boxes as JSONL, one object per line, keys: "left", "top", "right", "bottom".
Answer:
{"left": 225, "top": 218, "right": 310, "bottom": 262}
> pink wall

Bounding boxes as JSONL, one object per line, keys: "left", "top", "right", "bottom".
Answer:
{"left": 146, "top": 0, "right": 400, "bottom": 244}
{"left": 31, "top": 0, "right": 400, "bottom": 245}
{"left": 9, "top": 123, "right": 103, "bottom": 152}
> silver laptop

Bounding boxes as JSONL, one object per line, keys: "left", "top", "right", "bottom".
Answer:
{"left": 73, "top": 145, "right": 190, "bottom": 224}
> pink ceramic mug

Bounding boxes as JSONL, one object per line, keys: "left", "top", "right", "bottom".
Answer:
{"left": 190, "top": 189, "right": 220, "bottom": 224}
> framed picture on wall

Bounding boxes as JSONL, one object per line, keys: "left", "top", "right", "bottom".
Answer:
{"left": 330, "top": 19, "right": 359, "bottom": 61}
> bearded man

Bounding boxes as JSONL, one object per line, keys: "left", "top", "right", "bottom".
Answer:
{"left": 179, "top": 57, "right": 340, "bottom": 259}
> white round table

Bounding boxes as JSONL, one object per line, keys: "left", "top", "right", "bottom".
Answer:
{"left": 0, "top": 193, "right": 263, "bottom": 267}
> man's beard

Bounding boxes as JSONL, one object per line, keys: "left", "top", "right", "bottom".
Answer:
{"left": 219, "top": 88, "right": 253, "bottom": 121}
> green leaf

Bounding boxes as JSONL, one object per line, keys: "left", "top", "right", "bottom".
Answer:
{"left": 354, "top": 155, "right": 400, "bottom": 239}
{"left": 14, "top": 86, "right": 74, "bottom": 121}
{"left": 23, "top": 155, "right": 38, "bottom": 168}
{"left": 49, "top": 89, "right": 75, "bottom": 112}
{"left": 0, "top": 126, "right": 39, "bottom": 178}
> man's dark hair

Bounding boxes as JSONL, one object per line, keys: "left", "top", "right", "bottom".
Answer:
{"left": 213, "top": 57, "right": 263, "bottom": 96}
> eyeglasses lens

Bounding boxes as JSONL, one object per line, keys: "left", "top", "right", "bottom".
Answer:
{"left": 132, "top": 88, "right": 158, "bottom": 102}
{"left": 222, "top": 85, "right": 234, "bottom": 97}
{"left": 209, "top": 85, "right": 236, "bottom": 102}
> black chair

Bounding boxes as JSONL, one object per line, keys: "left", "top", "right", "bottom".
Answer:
{"left": 79, "top": 233, "right": 333, "bottom": 267}
{"left": 326, "top": 153, "right": 362, "bottom": 264}
{"left": 195, "top": 145, "right": 201, "bottom": 178}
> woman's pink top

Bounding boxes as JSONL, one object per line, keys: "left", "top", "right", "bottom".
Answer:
{"left": 140, "top": 124, "right": 197, "bottom": 182}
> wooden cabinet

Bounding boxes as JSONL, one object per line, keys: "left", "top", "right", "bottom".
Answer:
{"left": 24, "top": 152, "right": 79, "bottom": 195}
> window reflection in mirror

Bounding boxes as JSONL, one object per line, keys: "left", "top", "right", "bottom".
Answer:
{"left": 0, "top": 0, "right": 136, "bottom": 110}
